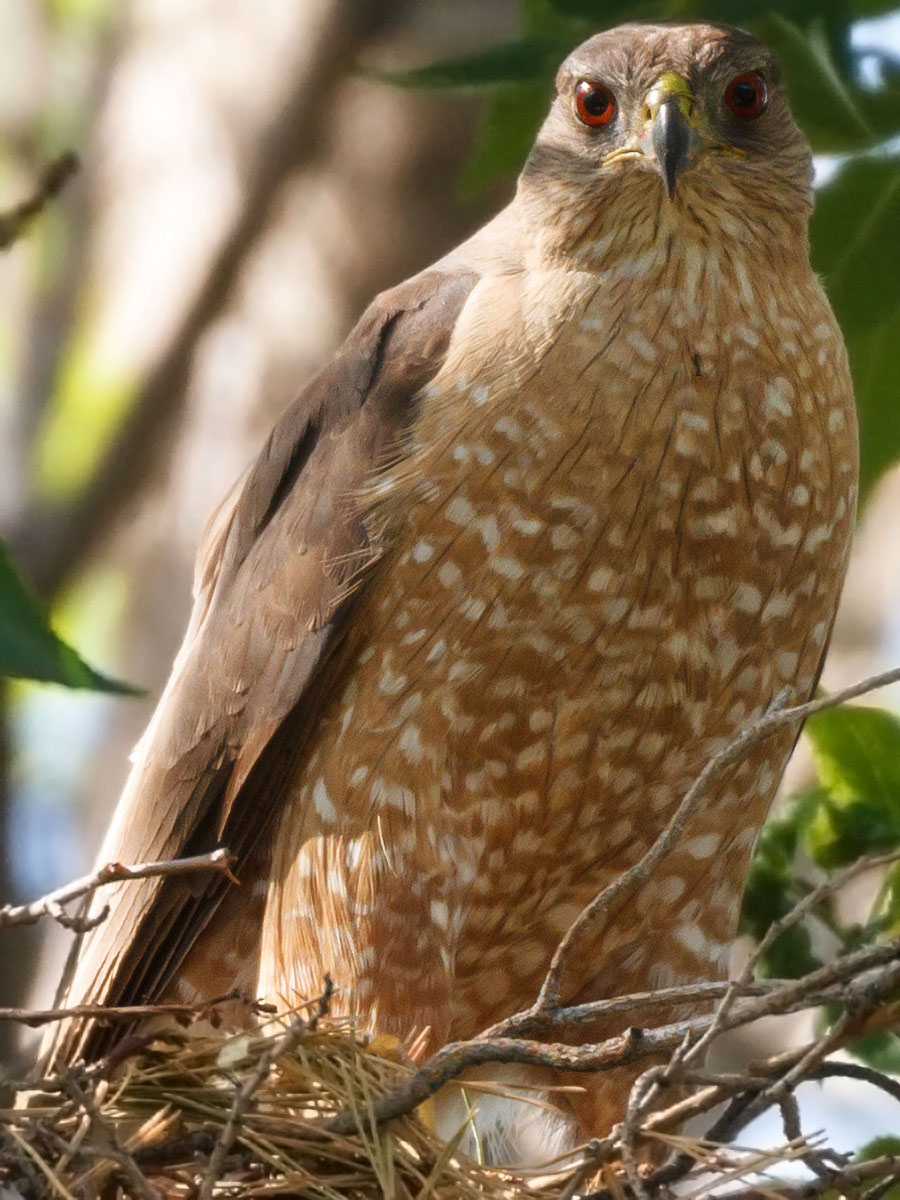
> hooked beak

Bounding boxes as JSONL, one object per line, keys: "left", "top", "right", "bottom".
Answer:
{"left": 643, "top": 73, "right": 701, "bottom": 200}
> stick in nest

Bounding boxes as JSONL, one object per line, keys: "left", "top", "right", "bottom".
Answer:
{"left": 196, "top": 975, "right": 334, "bottom": 1200}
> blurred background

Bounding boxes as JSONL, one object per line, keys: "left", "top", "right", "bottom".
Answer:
{"left": 1, "top": 0, "right": 899, "bottom": 1158}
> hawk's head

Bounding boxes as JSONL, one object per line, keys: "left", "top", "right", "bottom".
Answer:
{"left": 521, "top": 23, "right": 812, "bottom": 256}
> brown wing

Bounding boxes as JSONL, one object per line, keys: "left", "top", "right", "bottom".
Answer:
{"left": 44, "top": 266, "right": 478, "bottom": 1068}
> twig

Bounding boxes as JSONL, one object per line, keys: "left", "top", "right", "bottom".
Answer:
{"left": 478, "top": 978, "right": 781, "bottom": 1040}
{"left": 0, "top": 152, "right": 79, "bottom": 251}
{"left": 537, "top": 666, "right": 900, "bottom": 1012}
{"left": 324, "top": 934, "right": 900, "bottom": 1137}
{"left": 9, "top": 667, "right": 900, "bottom": 1200}
{"left": 325, "top": 669, "right": 900, "bottom": 1141}
{"left": 610, "top": 845, "right": 900, "bottom": 1174}
{"left": 63, "top": 1076, "right": 161, "bottom": 1200}
{"left": 664, "top": 1156, "right": 900, "bottom": 1200}
{"left": 737, "top": 1005, "right": 859, "bottom": 1132}
{"left": 0, "top": 991, "right": 272, "bottom": 1028}
{"left": 2, "top": 1124, "right": 79, "bottom": 1200}
{"left": 683, "top": 846, "right": 900, "bottom": 1075}
{"left": 808, "top": 1060, "right": 900, "bottom": 1106}
{"left": 0, "top": 848, "right": 236, "bottom": 931}
{"left": 620, "top": 1066, "right": 658, "bottom": 1200}
{"left": 744, "top": 848, "right": 900, "bottom": 982}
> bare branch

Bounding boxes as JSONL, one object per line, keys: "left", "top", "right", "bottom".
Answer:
{"left": 680, "top": 845, "right": 900, "bottom": 1075}
{"left": 0, "top": 848, "right": 235, "bottom": 931}
{"left": 7, "top": 666, "right": 900, "bottom": 1199}
{"left": 807, "top": 1060, "right": 900, "bottom": 1106}
{"left": 315, "top": 665, "right": 900, "bottom": 1148}
{"left": 478, "top": 979, "right": 783, "bottom": 1041}
{"left": 0, "top": 988, "right": 274, "bottom": 1028}
{"left": 536, "top": 666, "right": 900, "bottom": 1012}
{"left": 0, "top": 152, "right": 78, "bottom": 251}
{"left": 636, "top": 1156, "right": 900, "bottom": 1200}
{"left": 321, "top": 905, "right": 900, "bottom": 1136}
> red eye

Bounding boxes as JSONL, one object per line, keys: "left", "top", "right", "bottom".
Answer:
{"left": 574, "top": 80, "right": 617, "bottom": 127}
{"left": 724, "top": 71, "right": 768, "bottom": 120}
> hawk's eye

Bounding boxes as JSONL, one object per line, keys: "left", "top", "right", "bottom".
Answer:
{"left": 574, "top": 80, "right": 617, "bottom": 127}
{"left": 724, "top": 71, "right": 768, "bottom": 120}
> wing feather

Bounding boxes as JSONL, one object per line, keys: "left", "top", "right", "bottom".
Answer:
{"left": 44, "top": 266, "right": 478, "bottom": 1067}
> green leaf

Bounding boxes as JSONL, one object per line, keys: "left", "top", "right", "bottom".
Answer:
{"left": 848, "top": 307, "right": 900, "bottom": 500}
{"left": 804, "top": 706, "right": 900, "bottom": 866}
{"left": 807, "top": 706, "right": 900, "bottom": 811}
{"left": 855, "top": 63, "right": 900, "bottom": 141}
{"left": 740, "top": 796, "right": 825, "bottom": 977}
{"left": 741, "top": 792, "right": 820, "bottom": 941}
{"left": 461, "top": 83, "right": 552, "bottom": 192}
{"left": 858, "top": 1136, "right": 900, "bottom": 1162}
{"left": 364, "top": 38, "right": 562, "bottom": 90}
{"left": 755, "top": 14, "right": 873, "bottom": 151}
{"left": 855, "top": 1135, "right": 900, "bottom": 1199}
{"left": 849, "top": 1029, "right": 900, "bottom": 1074}
{"left": 812, "top": 158, "right": 900, "bottom": 341}
{"left": 810, "top": 157, "right": 900, "bottom": 499}
{"left": 0, "top": 542, "right": 137, "bottom": 693}
{"left": 763, "top": 921, "right": 821, "bottom": 979}
{"left": 741, "top": 860, "right": 794, "bottom": 940}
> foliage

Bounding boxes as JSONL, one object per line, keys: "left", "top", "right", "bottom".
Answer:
{"left": 0, "top": 542, "right": 134, "bottom": 692}
{"left": 742, "top": 703, "right": 900, "bottom": 1073}
{"left": 0, "top": 150, "right": 134, "bottom": 692}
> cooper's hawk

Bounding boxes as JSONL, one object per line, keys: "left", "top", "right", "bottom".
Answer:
{"left": 46, "top": 21, "right": 857, "bottom": 1164}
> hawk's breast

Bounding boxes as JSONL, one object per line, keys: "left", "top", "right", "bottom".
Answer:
{"left": 258, "top": 241, "right": 856, "bottom": 1039}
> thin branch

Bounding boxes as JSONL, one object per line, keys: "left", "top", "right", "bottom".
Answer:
{"left": 478, "top": 978, "right": 781, "bottom": 1041}
{"left": 6, "top": 667, "right": 900, "bottom": 1199}
{"left": 683, "top": 845, "right": 900, "bottom": 1074}
{"left": 0, "top": 989, "right": 273, "bottom": 1028}
{"left": 655, "top": 1156, "right": 900, "bottom": 1200}
{"left": 0, "top": 152, "right": 78, "bottom": 251}
{"left": 744, "top": 847, "right": 900, "bottom": 981}
{"left": 808, "top": 1060, "right": 900, "bottom": 1106}
{"left": 536, "top": 666, "right": 900, "bottom": 1012}
{"left": 322, "top": 935, "right": 900, "bottom": 1136}
{"left": 0, "top": 848, "right": 235, "bottom": 931}
{"left": 323, "top": 668, "right": 900, "bottom": 1148}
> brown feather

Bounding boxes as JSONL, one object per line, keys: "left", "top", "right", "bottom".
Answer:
{"left": 43, "top": 266, "right": 481, "bottom": 1067}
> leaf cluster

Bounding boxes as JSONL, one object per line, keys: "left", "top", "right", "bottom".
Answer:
{"left": 742, "top": 703, "right": 900, "bottom": 1074}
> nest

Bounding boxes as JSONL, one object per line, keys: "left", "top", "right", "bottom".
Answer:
{"left": 1, "top": 1014, "right": 569, "bottom": 1200}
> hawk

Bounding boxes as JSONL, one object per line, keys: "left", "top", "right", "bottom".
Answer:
{"left": 46, "top": 21, "right": 857, "bottom": 1164}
